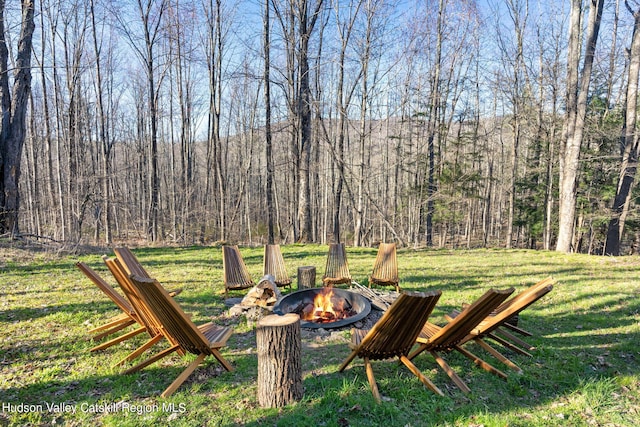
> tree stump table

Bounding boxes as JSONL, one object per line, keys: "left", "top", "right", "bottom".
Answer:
{"left": 297, "top": 266, "right": 316, "bottom": 289}
{"left": 256, "top": 313, "right": 303, "bottom": 408}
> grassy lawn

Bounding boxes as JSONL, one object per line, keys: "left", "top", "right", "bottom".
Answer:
{"left": 1, "top": 244, "right": 639, "bottom": 426}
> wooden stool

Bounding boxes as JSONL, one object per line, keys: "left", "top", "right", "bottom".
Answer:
{"left": 297, "top": 266, "right": 316, "bottom": 289}
{"left": 256, "top": 314, "right": 303, "bottom": 407}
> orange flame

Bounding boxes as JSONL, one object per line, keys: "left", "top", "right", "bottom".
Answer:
{"left": 302, "top": 287, "right": 345, "bottom": 322}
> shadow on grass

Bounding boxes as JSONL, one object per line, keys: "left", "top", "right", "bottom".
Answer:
{"left": 0, "top": 301, "right": 118, "bottom": 323}
{"left": 2, "top": 303, "right": 638, "bottom": 426}
{"left": 4, "top": 246, "right": 640, "bottom": 426}
{"left": 236, "top": 321, "right": 639, "bottom": 427}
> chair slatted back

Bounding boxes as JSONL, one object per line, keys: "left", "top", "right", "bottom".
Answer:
{"left": 323, "top": 243, "right": 352, "bottom": 285}
{"left": 102, "top": 256, "right": 163, "bottom": 338}
{"left": 222, "top": 246, "right": 254, "bottom": 291}
{"left": 356, "top": 290, "right": 442, "bottom": 360}
{"left": 425, "top": 288, "right": 514, "bottom": 350}
{"left": 370, "top": 243, "right": 398, "bottom": 286}
{"left": 114, "top": 247, "right": 151, "bottom": 279}
{"left": 263, "top": 244, "right": 291, "bottom": 287}
{"left": 129, "top": 274, "right": 231, "bottom": 355}
{"left": 478, "top": 279, "right": 554, "bottom": 335}
{"left": 76, "top": 262, "right": 135, "bottom": 317}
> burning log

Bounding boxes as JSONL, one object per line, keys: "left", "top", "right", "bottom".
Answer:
{"left": 256, "top": 313, "right": 303, "bottom": 408}
{"left": 295, "top": 287, "right": 358, "bottom": 323}
{"left": 290, "top": 301, "right": 314, "bottom": 317}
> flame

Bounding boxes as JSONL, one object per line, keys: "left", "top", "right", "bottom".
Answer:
{"left": 302, "top": 287, "right": 346, "bottom": 322}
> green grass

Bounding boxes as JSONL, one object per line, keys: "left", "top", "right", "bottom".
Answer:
{"left": 1, "top": 244, "right": 639, "bottom": 426}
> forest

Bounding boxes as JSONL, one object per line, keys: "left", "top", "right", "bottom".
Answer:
{"left": 0, "top": 0, "right": 638, "bottom": 254}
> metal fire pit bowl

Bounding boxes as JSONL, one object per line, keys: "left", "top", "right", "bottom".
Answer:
{"left": 273, "top": 287, "right": 371, "bottom": 329}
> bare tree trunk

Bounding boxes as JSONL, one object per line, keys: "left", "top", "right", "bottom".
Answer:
{"left": 354, "top": 0, "right": 375, "bottom": 248}
{"left": 605, "top": 0, "right": 621, "bottom": 117}
{"left": 272, "top": 0, "right": 300, "bottom": 242}
{"left": 202, "top": 0, "right": 225, "bottom": 242}
{"left": 330, "top": 0, "right": 361, "bottom": 244}
{"left": 38, "top": 1, "right": 58, "bottom": 240}
{"left": 543, "top": 6, "right": 564, "bottom": 251}
{"left": 423, "top": 0, "right": 445, "bottom": 247}
{"left": 25, "top": 94, "right": 38, "bottom": 235}
{"left": 142, "top": 0, "right": 165, "bottom": 242}
{"left": 296, "top": 0, "right": 323, "bottom": 243}
{"left": 604, "top": 1, "right": 640, "bottom": 256}
{"left": 47, "top": 3, "right": 67, "bottom": 242}
{"left": 113, "top": 0, "right": 167, "bottom": 242}
{"left": 0, "top": 0, "right": 35, "bottom": 237}
{"left": 264, "top": 0, "right": 275, "bottom": 244}
{"left": 556, "top": 0, "right": 604, "bottom": 252}
{"left": 90, "top": 0, "right": 112, "bottom": 244}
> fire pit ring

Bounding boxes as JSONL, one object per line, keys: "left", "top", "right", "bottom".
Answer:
{"left": 273, "top": 287, "right": 371, "bottom": 329}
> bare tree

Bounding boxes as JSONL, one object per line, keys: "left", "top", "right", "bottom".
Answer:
{"left": 296, "top": 0, "right": 323, "bottom": 242}
{"left": 556, "top": 0, "right": 604, "bottom": 253}
{"left": 330, "top": 0, "right": 361, "bottom": 243}
{"left": 90, "top": 0, "right": 114, "bottom": 244}
{"left": 604, "top": 0, "right": 640, "bottom": 256}
{"left": 201, "top": 0, "right": 227, "bottom": 242}
{"left": 264, "top": 0, "right": 275, "bottom": 244}
{"left": 6, "top": 0, "right": 639, "bottom": 250}
{"left": 424, "top": 0, "right": 445, "bottom": 247}
{"left": 0, "top": 0, "right": 35, "bottom": 237}
{"left": 115, "top": 0, "right": 168, "bottom": 242}
{"left": 500, "top": 0, "right": 529, "bottom": 249}
{"left": 271, "top": 0, "right": 299, "bottom": 241}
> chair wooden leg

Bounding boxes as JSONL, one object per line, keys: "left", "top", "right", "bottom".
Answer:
{"left": 494, "top": 328, "right": 535, "bottom": 350}
{"left": 90, "top": 327, "right": 146, "bottom": 352}
{"left": 363, "top": 357, "right": 381, "bottom": 403}
{"left": 209, "top": 348, "right": 233, "bottom": 372}
{"left": 116, "top": 334, "right": 163, "bottom": 366}
{"left": 455, "top": 345, "right": 507, "bottom": 380}
{"left": 124, "top": 344, "right": 180, "bottom": 374}
{"left": 89, "top": 316, "right": 135, "bottom": 335}
{"left": 91, "top": 321, "right": 136, "bottom": 341}
{"left": 399, "top": 355, "right": 443, "bottom": 396}
{"left": 339, "top": 350, "right": 359, "bottom": 372}
{"left": 501, "top": 322, "right": 533, "bottom": 337}
{"left": 407, "top": 343, "right": 428, "bottom": 361}
{"left": 161, "top": 354, "right": 207, "bottom": 398}
{"left": 430, "top": 350, "right": 470, "bottom": 394}
{"left": 487, "top": 332, "right": 534, "bottom": 357}
{"left": 473, "top": 338, "right": 522, "bottom": 373}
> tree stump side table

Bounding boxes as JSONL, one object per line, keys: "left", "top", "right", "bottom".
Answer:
{"left": 256, "top": 313, "right": 303, "bottom": 408}
{"left": 297, "top": 266, "right": 316, "bottom": 289}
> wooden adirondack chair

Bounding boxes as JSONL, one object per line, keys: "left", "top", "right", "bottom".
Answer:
{"left": 323, "top": 243, "right": 353, "bottom": 286}
{"left": 481, "top": 277, "right": 554, "bottom": 348}
{"left": 113, "top": 247, "right": 150, "bottom": 278}
{"left": 222, "top": 245, "right": 255, "bottom": 297}
{"left": 263, "top": 244, "right": 292, "bottom": 290}
{"left": 114, "top": 247, "right": 182, "bottom": 297}
{"left": 369, "top": 243, "right": 399, "bottom": 292}
{"left": 407, "top": 287, "right": 515, "bottom": 394}
{"left": 102, "top": 256, "right": 182, "bottom": 368}
{"left": 75, "top": 262, "right": 145, "bottom": 350}
{"left": 447, "top": 278, "right": 555, "bottom": 371}
{"left": 128, "top": 274, "right": 234, "bottom": 398}
{"left": 338, "top": 290, "right": 443, "bottom": 403}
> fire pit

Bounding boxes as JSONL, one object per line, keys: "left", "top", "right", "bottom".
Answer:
{"left": 273, "top": 287, "right": 371, "bottom": 329}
